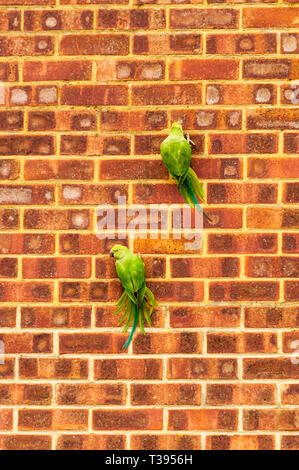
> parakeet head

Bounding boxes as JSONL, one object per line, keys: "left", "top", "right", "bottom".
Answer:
{"left": 110, "top": 244, "right": 129, "bottom": 259}
{"left": 170, "top": 121, "right": 184, "bottom": 136}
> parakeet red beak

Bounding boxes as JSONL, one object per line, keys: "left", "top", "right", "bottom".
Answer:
{"left": 110, "top": 250, "right": 114, "bottom": 257}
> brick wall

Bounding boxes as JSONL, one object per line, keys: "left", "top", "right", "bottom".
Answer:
{"left": 0, "top": 0, "right": 298, "bottom": 451}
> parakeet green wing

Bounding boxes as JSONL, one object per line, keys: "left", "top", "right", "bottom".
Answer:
{"left": 160, "top": 136, "right": 191, "bottom": 178}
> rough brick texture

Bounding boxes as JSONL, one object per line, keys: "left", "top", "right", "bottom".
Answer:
{"left": 0, "top": 0, "right": 298, "bottom": 451}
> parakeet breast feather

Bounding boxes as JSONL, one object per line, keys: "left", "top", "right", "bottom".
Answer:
{"left": 160, "top": 136, "right": 191, "bottom": 177}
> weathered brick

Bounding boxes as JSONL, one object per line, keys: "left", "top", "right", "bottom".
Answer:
{"left": 206, "top": 435, "right": 274, "bottom": 451}
{"left": 56, "top": 384, "right": 126, "bottom": 405}
{"left": 168, "top": 358, "right": 238, "bottom": 380}
{"left": 23, "top": 61, "right": 92, "bottom": 81}
{"left": 94, "top": 359, "right": 163, "bottom": 380}
{"left": 93, "top": 410, "right": 163, "bottom": 430}
{"left": 131, "top": 434, "right": 201, "bottom": 451}
{"left": 206, "top": 384, "right": 276, "bottom": 405}
{"left": 56, "top": 434, "right": 126, "bottom": 451}
{"left": 60, "top": 35, "right": 129, "bottom": 55}
{"left": 131, "top": 384, "right": 201, "bottom": 406}
{"left": 169, "top": 409, "right": 238, "bottom": 431}
{"left": 169, "top": 9, "right": 239, "bottom": 29}
{"left": 169, "top": 59, "right": 239, "bottom": 80}
{"left": 19, "top": 358, "right": 88, "bottom": 380}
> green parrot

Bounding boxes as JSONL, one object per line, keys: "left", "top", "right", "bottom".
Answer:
{"left": 160, "top": 122, "right": 211, "bottom": 221}
{"left": 110, "top": 245, "right": 157, "bottom": 350}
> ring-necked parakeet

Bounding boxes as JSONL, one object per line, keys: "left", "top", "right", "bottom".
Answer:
{"left": 160, "top": 122, "right": 211, "bottom": 221}
{"left": 110, "top": 245, "right": 157, "bottom": 350}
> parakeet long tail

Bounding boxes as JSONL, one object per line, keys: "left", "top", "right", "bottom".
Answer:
{"left": 114, "top": 286, "right": 156, "bottom": 350}
{"left": 177, "top": 168, "right": 212, "bottom": 222}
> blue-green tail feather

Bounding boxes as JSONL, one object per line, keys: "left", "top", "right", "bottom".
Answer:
{"left": 122, "top": 303, "right": 139, "bottom": 350}
{"left": 184, "top": 176, "right": 212, "bottom": 222}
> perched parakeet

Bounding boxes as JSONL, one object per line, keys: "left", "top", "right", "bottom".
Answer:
{"left": 160, "top": 122, "right": 211, "bottom": 221}
{"left": 110, "top": 245, "right": 157, "bottom": 350}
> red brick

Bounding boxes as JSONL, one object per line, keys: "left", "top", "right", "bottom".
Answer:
{"left": 97, "top": 59, "right": 165, "bottom": 81}
{"left": 0, "top": 410, "right": 13, "bottom": 430}
{"left": 283, "top": 233, "right": 299, "bottom": 253}
{"left": 21, "top": 306, "right": 91, "bottom": 329}
{"left": 171, "top": 257, "right": 239, "bottom": 278}
{"left": 0, "top": 282, "right": 53, "bottom": 302}
{"left": 25, "top": 160, "right": 94, "bottom": 181}
{"left": 133, "top": 332, "right": 202, "bottom": 354}
{"left": 0, "top": 360, "right": 15, "bottom": 379}
{"left": 243, "top": 410, "right": 299, "bottom": 431}
{"left": 247, "top": 208, "right": 299, "bottom": 229}
{"left": 0, "top": 234, "right": 55, "bottom": 255}
{"left": 56, "top": 434, "right": 126, "bottom": 451}
{"left": 0, "top": 333, "right": 52, "bottom": 353}
{"left": 148, "top": 280, "right": 203, "bottom": 302}
{"left": 246, "top": 256, "right": 299, "bottom": 278}
{"left": 0, "top": 185, "right": 54, "bottom": 205}
{"left": 100, "top": 159, "right": 168, "bottom": 180}
{"left": 208, "top": 183, "right": 277, "bottom": 204}
{"left": 61, "top": 85, "right": 128, "bottom": 106}
{"left": 133, "top": 33, "right": 202, "bottom": 55}
{"left": 0, "top": 136, "right": 54, "bottom": 156}
{"left": 248, "top": 157, "right": 299, "bottom": 179}
{"left": 0, "top": 63, "right": 18, "bottom": 81}
{"left": 0, "top": 11, "right": 21, "bottom": 31}
{"left": 243, "top": 7, "right": 299, "bottom": 28}
{"left": 22, "top": 257, "right": 91, "bottom": 279}
{"left": 94, "top": 359, "right": 163, "bottom": 380}
{"left": 247, "top": 109, "right": 299, "bottom": 130}
{"left": 209, "top": 133, "right": 278, "bottom": 154}
{"left": 24, "top": 209, "right": 91, "bottom": 230}
{"left": 206, "top": 83, "right": 276, "bottom": 105}
{"left": 19, "top": 358, "right": 88, "bottom": 380}
{"left": 243, "top": 359, "right": 299, "bottom": 379}
{"left": 23, "top": 61, "right": 92, "bottom": 81}
{"left": 59, "top": 333, "right": 126, "bottom": 354}
{"left": 0, "top": 159, "right": 19, "bottom": 179}
{"left": 207, "top": 333, "right": 277, "bottom": 354}
{"left": 56, "top": 384, "right": 126, "bottom": 405}
{"left": 209, "top": 281, "right": 279, "bottom": 301}
{"left": 60, "top": 35, "right": 129, "bottom": 55}
{"left": 168, "top": 358, "right": 238, "bottom": 380}
{"left": 0, "top": 36, "right": 53, "bottom": 56}
{"left": 19, "top": 409, "right": 88, "bottom": 431}
{"left": 209, "top": 233, "right": 276, "bottom": 255}
{"left": 192, "top": 157, "right": 243, "bottom": 179}
{"left": 169, "top": 409, "right": 237, "bottom": 431}
{"left": 243, "top": 59, "right": 296, "bottom": 79}
{"left": 206, "top": 33, "right": 276, "bottom": 54}
{"left": 281, "top": 385, "right": 299, "bottom": 405}
{"left": 132, "top": 84, "right": 202, "bottom": 105}
{"left": 281, "top": 436, "right": 299, "bottom": 451}
{"left": 131, "top": 434, "right": 201, "bottom": 451}
{"left": 170, "top": 306, "right": 240, "bottom": 328}
{"left": 24, "top": 10, "right": 94, "bottom": 31}
{"left": 206, "top": 435, "right": 274, "bottom": 451}
{"left": 169, "top": 9, "right": 238, "bottom": 29}
{"left": 0, "top": 308, "right": 16, "bottom": 327}
{"left": 131, "top": 384, "right": 201, "bottom": 406}
{"left": 245, "top": 307, "right": 298, "bottom": 328}
{"left": 170, "top": 59, "right": 238, "bottom": 80}
{"left": 93, "top": 410, "right": 163, "bottom": 430}
{"left": 97, "top": 8, "right": 165, "bottom": 30}
{"left": 0, "top": 435, "right": 51, "bottom": 450}
{"left": 206, "top": 384, "right": 276, "bottom": 405}
{"left": 0, "top": 384, "right": 51, "bottom": 405}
